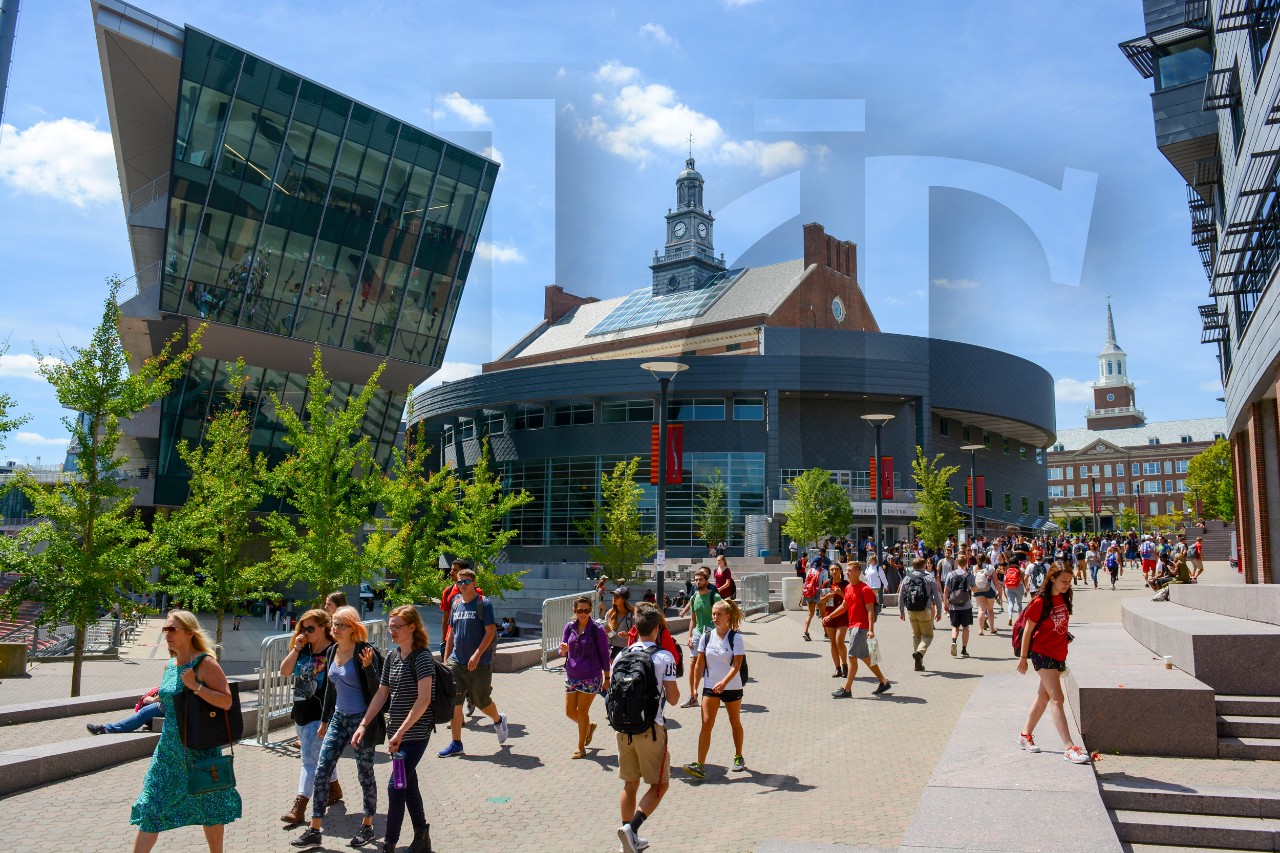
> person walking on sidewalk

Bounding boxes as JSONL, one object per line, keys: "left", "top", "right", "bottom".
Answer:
{"left": 1016, "top": 563, "right": 1090, "bottom": 765}
{"left": 678, "top": 569, "right": 719, "bottom": 708}
{"left": 609, "top": 603, "right": 680, "bottom": 853}
{"left": 683, "top": 599, "right": 748, "bottom": 779}
{"left": 560, "top": 595, "right": 611, "bottom": 758}
{"left": 825, "top": 562, "right": 891, "bottom": 698}
{"left": 945, "top": 556, "right": 975, "bottom": 658}
{"left": 278, "top": 609, "right": 338, "bottom": 825}
{"left": 819, "top": 562, "right": 849, "bottom": 678}
{"left": 1004, "top": 559, "right": 1027, "bottom": 624}
{"left": 799, "top": 553, "right": 826, "bottom": 642}
{"left": 898, "top": 557, "right": 942, "bottom": 671}
{"left": 438, "top": 567, "right": 508, "bottom": 758}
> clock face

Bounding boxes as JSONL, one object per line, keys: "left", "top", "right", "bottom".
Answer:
{"left": 832, "top": 296, "right": 846, "bottom": 322}
{"left": 697, "top": 222, "right": 708, "bottom": 238}
{"left": 673, "top": 221, "right": 687, "bottom": 238}
{"left": 667, "top": 275, "right": 679, "bottom": 291}
{"left": 1106, "top": 393, "right": 1115, "bottom": 402}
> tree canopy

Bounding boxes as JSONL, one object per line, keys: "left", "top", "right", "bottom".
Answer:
{"left": 911, "top": 446, "right": 963, "bottom": 550}
{"left": 441, "top": 438, "right": 532, "bottom": 598}
{"left": 782, "top": 468, "right": 851, "bottom": 548}
{"left": 1186, "top": 438, "right": 1234, "bottom": 522}
{"left": 576, "top": 457, "right": 655, "bottom": 585}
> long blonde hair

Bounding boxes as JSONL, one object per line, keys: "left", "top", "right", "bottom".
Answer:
{"left": 168, "top": 609, "right": 216, "bottom": 658}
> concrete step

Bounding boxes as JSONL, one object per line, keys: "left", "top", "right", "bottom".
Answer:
{"left": 1217, "top": 694, "right": 1280, "bottom": 716}
{"left": 1100, "top": 778, "right": 1280, "bottom": 818}
{"left": 1218, "top": 715, "right": 1280, "bottom": 738}
{"left": 1218, "top": 736, "right": 1280, "bottom": 760}
{"left": 1109, "top": 808, "right": 1280, "bottom": 851}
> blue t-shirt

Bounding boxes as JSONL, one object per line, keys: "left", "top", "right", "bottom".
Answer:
{"left": 328, "top": 654, "right": 367, "bottom": 715}
{"left": 449, "top": 595, "right": 497, "bottom": 667}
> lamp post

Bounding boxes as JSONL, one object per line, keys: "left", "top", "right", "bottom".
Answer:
{"left": 861, "top": 413, "right": 895, "bottom": 566}
{"left": 960, "top": 444, "right": 984, "bottom": 549}
{"left": 641, "top": 361, "right": 688, "bottom": 611}
{"left": 1133, "top": 481, "right": 1143, "bottom": 535}
{"left": 1090, "top": 475, "right": 1099, "bottom": 535}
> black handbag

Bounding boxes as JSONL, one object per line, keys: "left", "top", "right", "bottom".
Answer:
{"left": 183, "top": 691, "right": 236, "bottom": 796}
{"left": 175, "top": 655, "right": 244, "bottom": 750}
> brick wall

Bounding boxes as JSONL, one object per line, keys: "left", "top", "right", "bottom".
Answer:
{"left": 1232, "top": 427, "right": 1253, "bottom": 582}
{"left": 543, "top": 284, "right": 599, "bottom": 324}
{"left": 771, "top": 223, "right": 878, "bottom": 332}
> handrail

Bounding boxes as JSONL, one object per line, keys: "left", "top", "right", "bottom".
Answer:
{"left": 540, "top": 590, "right": 596, "bottom": 670}
{"left": 738, "top": 573, "right": 770, "bottom": 616}
{"left": 128, "top": 172, "right": 170, "bottom": 216}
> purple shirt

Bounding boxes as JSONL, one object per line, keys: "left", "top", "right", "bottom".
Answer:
{"left": 562, "top": 619, "right": 610, "bottom": 681}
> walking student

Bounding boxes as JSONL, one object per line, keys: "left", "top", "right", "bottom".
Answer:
{"left": 898, "top": 557, "right": 942, "bottom": 671}
{"left": 1004, "top": 559, "right": 1027, "bottom": 624}
{"left": 1016, "top": 562, "right": 1090, "bottom": 764}
{"left": 713, "top": 554, "right": 737, "bottom": 600}
{"left": 972, "top": 555, "right": 998, "bottom": 636}
{"left": 559, "top": 595, "right": 611, "bottom": 758}
{"left": 678, "top": 569, "right": 719, "bottom": 708}
{"left": 439, "top": 567, "right": 508, "bottom": 757}
{"left": 293, "top": 606, "right": 382, "bottom": 849}
{"left": 820, "top": 562, "right": 849, "bottom": 678}
{"left": 945, "top": 556, "right": 975, "bottom": 658}
{"left": 355, "top": 605, "right": 435, "bottom": 853}
{"left": 799, "top": 555, "right": 825, "bottom": 642}
{"left": 278, "top": 609, "right": 337, "bottom": 825}
{"left": 608, "top": 603, "right": 680, "bottom": 853}
{"left": 825, "top": 562, "right": 891, "bottom": 697}
{"left": 683, "top": 599, "right": 748, "bottom": 778}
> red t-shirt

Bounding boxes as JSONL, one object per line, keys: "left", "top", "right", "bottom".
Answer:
{"left": 843, "top": 581, "right": 876, "bottom": 629}
{"left": 823, "top": 579, "right": 848, "bottom": 617}
{"left": 714, "top": 565, "right": 735, "bottom": 597}
{"left": 1023, "top": 593, "right": 1070, "bottom": 662}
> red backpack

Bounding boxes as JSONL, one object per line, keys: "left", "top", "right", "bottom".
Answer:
{"left": 1004, "top": 565, "right": 1021, "bottom": 587}
{"left": 802, "top": 568, "right": 822, "bottom": 599}
{"left": 1011, "top": 594, "right": 1052, "bottom": 655}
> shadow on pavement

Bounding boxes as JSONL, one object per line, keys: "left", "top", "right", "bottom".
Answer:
{"left": 459, "top": 745, "right": 544, "bottom": 770}
{"left": 918, "top": 670, "right": 982, "bottom": 680}
{"left": 761, "top": 651, "right": 823, "bottom": 659}
{"left": 678, "top": 765, "right": 815, "bottom": 794}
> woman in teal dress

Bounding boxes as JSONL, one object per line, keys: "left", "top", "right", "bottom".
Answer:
{"left": 131, "top": 609, "right": 241, "bottom": 853}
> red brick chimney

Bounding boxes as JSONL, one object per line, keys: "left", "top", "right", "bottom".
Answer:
{"left": 544, "top": 285, "right": 599, "bottom": 324}
{"left": 802, "top": 222, "right": 857, "bottom": 280}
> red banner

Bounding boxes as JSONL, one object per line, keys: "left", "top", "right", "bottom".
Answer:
{"left": 869, "top": 456, "right": 878, "bottom": 500}
{"left": 967, "top": 476, "right": 986, "bottom": 508}
{"left": 650, "top": 424, "right": 683, "bottom": 484}
{"left": 880, "top": 456, "right": 894, "bottom": 500}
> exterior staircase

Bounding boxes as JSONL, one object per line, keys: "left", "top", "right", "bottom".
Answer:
{"left": 1217, "top": 694, "right": 1280, "bottom": 760}
{"left": 1103, "top": 776, "right": 1280, "bottom": 851}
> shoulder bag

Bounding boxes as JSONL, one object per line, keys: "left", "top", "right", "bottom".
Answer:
{"left": 174, "top": 654, "right": 244, "bottom": 750}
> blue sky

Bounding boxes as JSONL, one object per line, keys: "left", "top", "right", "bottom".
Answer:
{"left": 0, "top": 0, "right": 1223, "bottom": 463}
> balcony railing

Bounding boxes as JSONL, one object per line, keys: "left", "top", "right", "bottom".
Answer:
{"left": 128, "top": 172, "right": 170, "bottom": 218}
{"left": 1085, "top": 406, "right": 1146, "bottom": 419}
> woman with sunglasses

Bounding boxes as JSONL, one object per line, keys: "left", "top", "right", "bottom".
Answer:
{"left": 818, "top": 563, "right": 849, "bottom": 679}
{"left": 292, "top": 606, "right": 383, "bottom": 849}
{"left": 559, "top": 595, "right": 611, "bottom": 759}
{"left": 1016, "top": 562, "right": 1090, "bottom": 765}
{"left": 605, "top": 586, "right": 636, "bottom": 660}
{"left": 130, "top": 610, "right": 240, "bottom": 853}
{"left": 355, "top": 606, "right": 435, "bottom": 853}
{"left": 279, "top": 608, "right": 339, "bottom": 825}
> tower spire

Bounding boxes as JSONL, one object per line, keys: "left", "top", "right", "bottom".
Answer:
{"left": 1106, "top": 298, "right": 1118, "bottom": 347}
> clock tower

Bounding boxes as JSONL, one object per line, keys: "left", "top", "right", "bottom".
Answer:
{"left": 1086, "top": 301, "right": 1146, "bottom": 430}
{"left": 650, "top": 156, "right": 726, "bottom": 295}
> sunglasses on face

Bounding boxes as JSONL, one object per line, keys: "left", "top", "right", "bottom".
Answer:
{"left": 300, "top": 625, "right": 318, "bottom": 634}
{"left": 161, "top": 626, "right": 179, "bottom": 634}
{"left": 574, "top": 608, "right": 591, "bottom": 614}
{"left": 456, "top": 579, "right": 474, "bottom": 586}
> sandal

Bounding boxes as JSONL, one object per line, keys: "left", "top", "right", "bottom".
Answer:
{"left": 571, "top": 749, "right": 586, "bottom": 759}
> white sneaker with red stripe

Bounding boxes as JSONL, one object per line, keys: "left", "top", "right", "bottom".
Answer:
{"left": 1063, "top": 746, "right": 1091, "bottom": 764}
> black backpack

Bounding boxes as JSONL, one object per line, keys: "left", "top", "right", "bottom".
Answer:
{"left": 699, "top": 628, "right": 749, "bottom": 682}
{"left": 902, "top": 573, "right": 930, "bottom": 611}
{"left": 606, "top": 645, "right": 662, "bottom": 737}
{"left": 429, "top": 655, "right": 455, "bottom": 729}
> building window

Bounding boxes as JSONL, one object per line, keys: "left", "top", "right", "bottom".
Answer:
{"left": 1090, "top": 464, "right": 1099, "bottom": 477}
{"left": 1066, "top": 466, "right": 1074, "bottom": 479}
{"left": 668, "top": 398, "right": 725, "bottom": 421}
{"left": 939, "top": 417, "right": 950, "bottom": 437}
{"left": 1038, "top": 500, "right": 1046, "bottom": 516}
{"left": 1154, "top": 34, "right": 1212, "bottom": 89}
{"left": 512, "top": 407, "right": 545, "bottom": 431}
{"left": 1149, "top": 501, "right": 1159, "bottom": 516}
{"left": 960, "top": 424, "right": 971, "bottom": 442}
{"left": 732, "top": 397, "right": 765, "bottom": 421}
{"left": 1131, "top": 462, "right": 1140, "bottom": 476}
{"left": 1048, "top": 485, "right": 1065, "bottom": 498}
{"left": 1021, "top": 496, "right": 1029, "bottom": 513}
{"left": 1180, "top": 435, "right": 1192, "bottom": 443}
{"left": 1166, "top": 501, "right": 1175, "bottom": 514}
{"left": 1019, "top": 445, "right": 1028, "bottom": 460}
{"left": 1107, "top": 360, "right": 1113, "bottom": 375}
{"left": 1103, "top": 464, "right": 1112, "bottom": 477}
{"left": 485, "top": 414, "right": 506, "bottom": 435}
{"left": 459, "top": 419, "right": 476, "bottom": 440}
{"left": 1067, "top": 485, "right": 1075, "bottom": 498}
{"left": 1003, "top": 493, "right": 1012, "bottom": 511}
{"left": 1142, "top": 461, "right": 1160, "bottom": 476}
{"left": 1165, "top": 479, "right": 1173, "bottom": 493}
{"left": 984, "top": 489, "right": 992, "bottom": 508}
{"left": 1148, "top": 437, "right": 1160, "bottom": 445}
{"left": 1162, "top": 460, "right": 1172, "bottom": 474}
{"left": 1002, "top": 437, "right": 1010, "bottom": 455}
{"left": 1081, "top": 483, "right": 1090, "bottom": 496}
{"left": 1176, "top": 459, "right": 1189, "bottom": 473}
{"left": 724, "top": 342, "right": 741, "bottom": 353}
{"left": 552, "top": 403, "right": 595, "bottom": 426}
{"left": 1176, "top": 479, "right": 1187, "bottom": 492}
{"left": 442, "top": 425, "right": 454, "bottom": 444}
{"left": 602, "top": 399, "right": 655, "bottom": 423}
{"left": 1048, "top": 467, "right": 1063, "bottom": 480}
{"left": 1117, "top": 482, "right": 1125, "bottom": 495}
{"left": 1052, "top": 444, "right": 1064, "bottom": 452}
{"left": 983, "top": 431, "right": 991, "bottom": 448}
{"left": 1214, "top": 432, "right": 1225, "bottom": 441}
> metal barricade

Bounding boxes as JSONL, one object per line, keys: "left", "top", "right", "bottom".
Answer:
{"left": 541, "top": 590, "right": 596, "bottom": 670}
{"left": 256, "top": 616, "right": 388, "bottom": 746}
{"left": 738, "top": 573, "right": 770, "bottom": 616}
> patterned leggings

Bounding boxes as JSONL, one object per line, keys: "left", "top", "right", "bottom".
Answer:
{"left": 311, "top": 711, "right": 376, "bottom": 819}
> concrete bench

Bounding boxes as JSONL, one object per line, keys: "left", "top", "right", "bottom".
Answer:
{"left": 1170, "top": 582, "right": 1280, "bottom": 627}
{"left": 0, "top": 673, "right": 262, "bottom": 726}
{"left": 1063, "top": 622, "right": 1217, "bottom": 758}
{"left": 1123, "top": 598, "right": 1280, "bottom": 696}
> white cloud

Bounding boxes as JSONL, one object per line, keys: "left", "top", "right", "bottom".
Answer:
{"left": 432, "top": 93, "right": 492, "bottom": 128}
{"left": 930, "top": 277, "right": 980, "bottom": 290}
{"left": 0, "top": 353, "right": 63, "bottom": 381}
{"left": 719, "top": 140, "right": 805, "bottom": 173}
{"left": 13, "top": 431, "right": 69, "bottom": 448}
{"left": 639, "top": 23, "right": 678, "bottom": 49}
{"left": 0, "top": 118, "right": 117, "bottom": 207}
{"left": 596, "top": 61, "right": 642, "bottom": 87}
{"left": 1055, "top": 378, "right": 1095, "bottom": 403}
{"left": 482, "top": 145, "right": 504, "bottom": 165}
{"left": 476, "top": 241, "right": 525, "bottom": 263}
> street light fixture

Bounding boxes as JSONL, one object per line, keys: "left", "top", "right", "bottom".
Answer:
{"left": 1132, "top": 481, "right": 1143, "bottom": 535}
{"left": 1090, "top": 475, "right": 1099, "bottom": 535}
{"left": 641, "top": 360, "right": 688, "bottom": 611}
{"left": 861, "top": 413, "right": 895, "bottom": 566}
{"left": 960, "top": 444, "right": 984, "bottom": 548}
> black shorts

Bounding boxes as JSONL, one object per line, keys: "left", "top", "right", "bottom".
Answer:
{"left": 1029, "top": 651, "right": 1066, "bottom": 672}
{"left": 702, "top": 687, "right": 743, "bottom": 703}
{"left": 949, "top": 609, "right": 973, "bottom": 628}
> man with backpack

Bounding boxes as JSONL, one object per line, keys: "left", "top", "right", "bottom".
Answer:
{"left": 678, "top": 569, "right": 719, "bottom": 708}
{"left": 898, "top": 557, "right": 943, "bottom": 671}
{"left": 944, "top": 556, "right": 976, "bottom": 658}
{"left": 1140, "top": 536, "right": 1157, "bottom": 580}
{"left": 607, "top": 603, "right": 680, "bottom": 853}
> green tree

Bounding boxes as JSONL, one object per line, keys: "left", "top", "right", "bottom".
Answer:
{"left": 365, "top": 417, "right": 456, "bottom": 608}
{"left": 1117, "top": 505, "right": 1140, "bottom": 532}
{"left": 0, "top": 339, "right": 31, "bottom": 453}
{"left": 911, "top": 446, "right": 964, "bottom": 550}
{"left": 576, "top": 457, "right": 656, "bottom": 586}
{"left": 442, "top": 438, "right": 533, "bottom": 598}
{"left": 1186, "top": 438, "right": 1235, "bottom": 522}
{"left": 0, "top": 279, "right": 202, "bottom": 696}
{"left": 154, "top": 361, "right": 269, "bottom": 652}
{"left": 782, "top": 468, "right": 851, "bottom": 548}
{"left": 695, "top": 468, "right": 731, "bottom": 550}
{"left": 263, "top": 349, "right": 385, "bottom": 603}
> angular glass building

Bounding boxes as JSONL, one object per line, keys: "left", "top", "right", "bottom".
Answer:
{"left": 92, "top": 0, "right": 496, "bottom": 507}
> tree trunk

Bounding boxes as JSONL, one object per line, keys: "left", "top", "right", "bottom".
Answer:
{"left": 215, "top": 607, "right": 224, "bottom": 660}
{"left": 70, "top": 624, "right": 85, "bottom": 698}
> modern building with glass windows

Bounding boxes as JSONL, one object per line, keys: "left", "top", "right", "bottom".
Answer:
{"left": 1121, "top": 1, "right": 1280, "bottom": 583}
{"left": 409, "top": 159, "right": 1055, "bottom": 561}
{"left": 91, "top": 0, "right": 496, "bottom": 508}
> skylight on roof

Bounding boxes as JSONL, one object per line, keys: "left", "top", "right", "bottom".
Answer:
{"left": 586, "top": 268, "right": 746, "bottom": 336}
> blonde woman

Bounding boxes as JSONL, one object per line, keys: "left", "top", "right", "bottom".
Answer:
{"left": 278, "top": 609, "right": 338, "bottom": 824}
{"left": 682, "top": 599, "right": 747, "bottom": 778}
{"left": 130, "top": 610, "right": 240, "bottom": 853}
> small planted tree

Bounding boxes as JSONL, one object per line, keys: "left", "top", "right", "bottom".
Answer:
{"left": 1186, "top": 438, "right": 1234, "bottom": 522}
{"left": 782, "top": 468, "right": 848, "bottom": 549}
{"left": 442, "top": 438, "right": 532, "bottom": 598}
{"left": 154, "top": 361, "right": 269, "bottom": 652}
{"left": 0, "top": 279, "right": 203, "bottom": 696}
{"left": 263, "top": 349, "right": 385, "bottom": 603}
{"left": 911, "top": 446, "right": 963, "bottom": 551}
{"left": 1117, "top": 506, "right": 1140, "bottom": 532}
{"left": 695, "top": 468, "right": 731, "bottom": 552}
{"left": 576, "top": 457, "right": 656, "bottom": 586}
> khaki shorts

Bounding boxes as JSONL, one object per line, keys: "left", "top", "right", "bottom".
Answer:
{"left": 450, "top": 662, "right": 493, "bottom": 708}
{"left": 616, "top": 724, "right": 668, "bottom": 784}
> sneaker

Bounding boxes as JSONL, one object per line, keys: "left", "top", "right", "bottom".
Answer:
{"left": 680, "top": 696, "right": 699, "bottom": 709}
{"left": 803, "top": 632, "right": 811, "bottom": 642}
{"left": 618, "top": 825, "right": 647, "bottom": 853}
{"left": 682, "top": 761, "right": 706, "bottom": 779}
{"left": 960, "top": 648, "right": 969, "bottom": 658}
{"left": 1018, "top": 732, "right": 1040, "bottom": 753}
{"left": 350, "top": 824, "right": 376, "bottom": 847}
{"left": 831, "top": 687, "right": 852, "bottom": 698}
{"left": 291, "top": 828, "right": 322, "bottom": 848}
{"left": 437, "top": 740, "right": 465, "bottom": 758}
{"left": 1064, "top": 746, "right": 1092, "bottom": 764}
{"left": 465, "top": 698, "right": 476, "bottom": 716}
{"left": 950, "top": 640, "right": 957, "bottom": 657}
{"left": 873, "top": 680, "right": 892, "bottom": 695}
{"left": 617, "top": 833, "right": 650, "bottom": 853}
{"left": 732, "top": 754, "right": 747, "bottom": 771}
{"left": 495, "top": 713, "right": 509, "bottom": 745}
{"left": 912, "top": 651, "right": 924, "bottom": 671}
{"left": 86, "top": 723, "right": 105, "bottom": 735}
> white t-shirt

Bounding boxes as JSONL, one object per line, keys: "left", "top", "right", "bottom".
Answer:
{"left": 611, "top": 640, "right": 677, "bottom": 727}
{"left": 698, "top": 629, "right": 745, "bottom": 691}
{"left": 863, "top": 563, "right": 885, "bottom": 590}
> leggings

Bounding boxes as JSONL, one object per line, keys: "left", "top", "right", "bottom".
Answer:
{"left": 385, "top": 738, "right": 430, "bottom": 844}
{"left": 1005, "top": 587, "right": 1024, "bottom": 614}
{"left": 312, "top": 711, "right": 377, "bottom": 819}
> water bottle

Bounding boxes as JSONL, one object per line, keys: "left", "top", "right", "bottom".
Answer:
{"left": 390, "top": 751, "right": 406, "bottom": 790}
